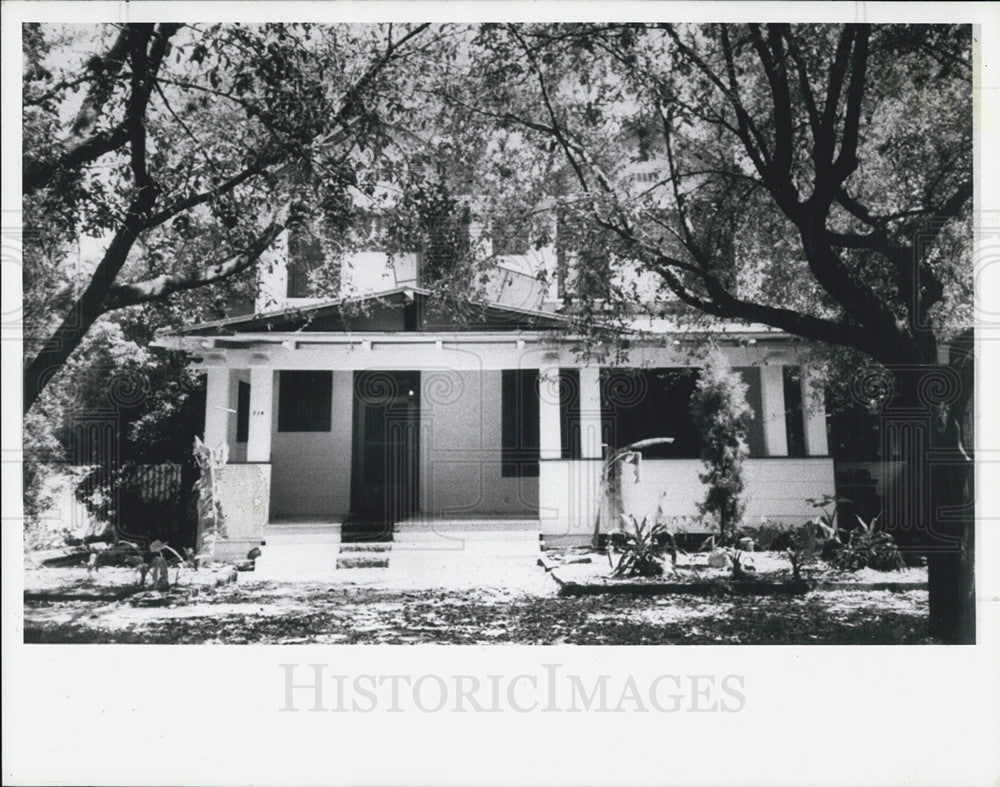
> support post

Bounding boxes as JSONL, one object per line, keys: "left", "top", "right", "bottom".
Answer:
{"left": 801, "top": 368, "right": 830, "bottom": 456}
{"left": 578, "top": 366, "right": 603, "bottom": 459}
{"left": 246, "top": 367, "right": 274, "bottom": 462}
{"left": 538, "top": 366, "right": 562, "bottom": 460}
{"left": 760, "top": 364, "right": 789, "bottom": 457}
{"left": 204, "top": 367, "right": 231, "bottom": 454}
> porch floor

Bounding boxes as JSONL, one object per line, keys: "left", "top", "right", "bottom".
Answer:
{"left": 252, "top": 518, "right": 549, "bottom": 591}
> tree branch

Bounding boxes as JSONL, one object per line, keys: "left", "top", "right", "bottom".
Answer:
{"left": 23, "top": 23, "right": 181, "bottom": 196}
{"left": 128, "top": 24, "right": 155, "bottom": 189}
{"left": 749, "top": 24, "right": 794, "bottom": 183}
{"left": 105, "top": 206, "right": 292, "bottom": 310}
{"left": 69, "top": 26, "right": 131, "bottom": 136}
{"left": 830, "top": 24, "right": 870, "bottom": 185}
{"left": 649, "top": 255, "right": 876, "bottom": 355}
{"left": 657, "top": 103, "right": 709, "bottom": 267}
{"left": 22, "top": 188, "right": 158, "bottom": 414}
{"left": 506, "top": 24, "right": 592, "bottom": 193}
{"left": 819, "top": 27, "right": 855, "bottom": 161}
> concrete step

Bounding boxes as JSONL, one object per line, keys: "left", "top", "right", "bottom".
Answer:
{"left": 339, "top": 543, "right": 392, "bottom": 553}
{"left": 394, "top": 517, "right": 540, "bottom": 534}
{"left": 336, "top": 555, "right": 390, "bottom": 569}
{"left": 265, "top": 521, "right": 341, "bottom": 538}
{"left": 392, "top": 532, "right": 541, "bottom": 558}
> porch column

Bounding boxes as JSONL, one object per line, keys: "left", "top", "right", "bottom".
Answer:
{"left": 760, "top": 364, "right": 789, "bottom": 457}
{"left": 246, "top": 366, "right": 274, "bottom": 462}
{"left": 204, "top": 367, "right": 231, "bottom": 454}
{"left": 538, "top": 366, "right": 562, "bottom": 460}
{"left": 801, "top": 368, "right": 830, "bottom": 456}
{"left": 578, "top": 366, "right": 604, "bottom": 459}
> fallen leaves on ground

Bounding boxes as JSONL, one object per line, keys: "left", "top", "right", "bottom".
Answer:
{"left": 23, "top": 581, "right": 932, "bottom": 645}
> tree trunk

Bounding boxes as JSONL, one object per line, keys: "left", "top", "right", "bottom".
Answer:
{"left": 882, "top": 355, "right": 974, "bottom": 644}
{"left": 23, "top": 197, "right": 152, "bottom": 414}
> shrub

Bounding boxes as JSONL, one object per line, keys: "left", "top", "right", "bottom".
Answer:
{"left": 22, "top": 411, "right": 64, "bottom": 546}
{"left": 610, "top": 515, "right": 667, "bottom": 578}
{"left": 690, "top": 350, "right": 751, "bottom": 545}
{"left": 786, "top": 520, "right": 827, "bottom": 581}
{"left": 829, "top": 515, "right": 906, "bottom": 572}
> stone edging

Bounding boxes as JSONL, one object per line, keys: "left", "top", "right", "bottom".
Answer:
{"left": 541, "top": 561, "right": 928, "bottom": 597}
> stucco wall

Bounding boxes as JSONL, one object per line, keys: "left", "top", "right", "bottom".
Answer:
{"left": 420, "top": 369, "right": 539, "bottom": 516}
{"left": 538, "top": 460, "right": 603, "bottom": 542}
{"left": 268, "top": 370, "right": 354, "bottom": 519}
{"left": 208, "top": 463, "right": 270, "bottom": 562}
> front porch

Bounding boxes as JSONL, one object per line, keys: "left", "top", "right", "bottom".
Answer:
{"left": 160, "top": 291, "right": 836, "bottom": 562}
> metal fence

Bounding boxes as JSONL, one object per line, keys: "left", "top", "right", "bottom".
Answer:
{"left": 78, "top": 460, "right": 199, "bottom": 551}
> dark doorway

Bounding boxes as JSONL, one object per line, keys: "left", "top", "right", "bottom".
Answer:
{"left": 349, "top": 370, "right": 420, "bottom": 539}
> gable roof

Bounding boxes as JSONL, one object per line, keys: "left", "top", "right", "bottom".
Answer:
{"left": 172, "top": 287, "right": 571, "bottom": 336}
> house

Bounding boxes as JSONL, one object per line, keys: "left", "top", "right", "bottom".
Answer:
{"left": 154, "top": 221, "right": 835, "bottom": 562}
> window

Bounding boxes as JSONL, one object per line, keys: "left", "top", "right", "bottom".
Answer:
{"left": 734, "top": 368, "right": 765, "bottom": 457}
{"left": 601, "top": 368, "right": 702, "bottom": 458}
{"left": 630, "top": 169, "right": 660, "bottom": 184}
{"left": 286, "top": 227, "right": 325, "bottom": 298}
{"left": 235, "top": 381, "right": 250, "bottom": 443}
{"left": 559, "top": 369, "right": 581, "bottom": 460}
{"left": 491, "top": 216, "right": 531, "bottom": 256}
{"left": 358, "top": 210, "right": 393, "bottom": 249}
{"left": 501, "top": 369, "right": 540, "bottom": 477}
{"left": 278, "top": 371, "right": 332, "bottom": 432}
{"left": 783, "top": 366, "right": 806, "bottom": 457}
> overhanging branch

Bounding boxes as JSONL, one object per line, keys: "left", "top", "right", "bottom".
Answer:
{"left": 105, "top": 205, "right": 292, "bottom": 310}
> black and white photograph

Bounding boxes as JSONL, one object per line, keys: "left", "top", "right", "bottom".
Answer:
{"left": 3, "top": 2, "right": 999, "bottom": 785}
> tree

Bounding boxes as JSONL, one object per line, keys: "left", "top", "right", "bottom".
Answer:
{"left": 22, "top": 22, "right": 433, "bottom": 414}
{"left": 453, "top": 23, "right": 974, "bottom": 641}
{"left": 690, "top": 350, "right": 751, "bottom": 544}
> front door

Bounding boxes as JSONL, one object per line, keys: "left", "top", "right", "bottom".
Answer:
{"left": 350, "top": 371, "right": 420, "bottom": 531}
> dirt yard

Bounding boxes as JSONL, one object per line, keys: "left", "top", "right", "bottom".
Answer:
{"left": 21, "top": 563, "right": 932, "bottom": 645}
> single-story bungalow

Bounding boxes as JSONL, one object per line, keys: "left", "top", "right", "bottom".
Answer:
{"left": 155, "top": 255, "right": 834, "bottom": 560}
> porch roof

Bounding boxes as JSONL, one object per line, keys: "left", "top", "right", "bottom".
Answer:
{"left": 159, "top": 287, "right": 792, "bottom": 345}
{"left": 166, "top": 287, "right": 571, "bottom": 337}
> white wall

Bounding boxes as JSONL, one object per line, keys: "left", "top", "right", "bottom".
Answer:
{"left": 538, "top": 460, "right": 603, "bottom": 543}
{"left": 420, "top": 369, "right": 539, "bottom": 517}
{"left": 620, "top": 457, "right": 836, "bottom": 531}
{"left": 268, "top": 370, "right": 354, "bottom": 520}
{"left": 538, "top": 457, "right": 836, "bottom": 541}
{"left": 256, "top": 236, "right": 423, "bottom": 314}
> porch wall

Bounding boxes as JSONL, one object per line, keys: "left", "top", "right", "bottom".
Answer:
{"left": 539, "top": 457, "right": 836, "bottom": 543}
{"left": 620, "top": 457, "right": 837, "bottom": 530}
{"left": 420, "top": 369, "right": 538, "bottom": 517}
